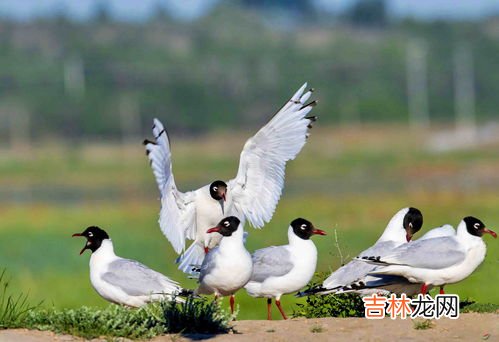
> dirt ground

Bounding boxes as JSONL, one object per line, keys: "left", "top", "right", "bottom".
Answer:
{"left": 0, "top": 313, "right": 497, "bottom": 341}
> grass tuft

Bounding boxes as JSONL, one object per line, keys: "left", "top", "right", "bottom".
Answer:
{"left": 24, "top": 297, "right": 232, "bottom": 339}
{"left": 310, "top": 325, "right": 325, "bottom": 333}
{"left": 159, "top": 296, "right": 232, "bottom": 335}
{"left": 0, "top": 269, "right": 40, "bottom": 329}
{"left": 413, "top": 319, "right": 434, "bottom": 330}
{"left": 460, "top": 299, "right": 499, "bottom": 313}
{"left": 293, "top": 273, "right": 364, "bottom": 318}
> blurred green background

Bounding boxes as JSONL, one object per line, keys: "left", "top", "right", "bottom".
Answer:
{"left": 0, "top": 0, "right": 498, "bottom": 320}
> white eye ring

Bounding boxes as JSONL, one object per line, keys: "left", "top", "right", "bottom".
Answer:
{"left": 300, "top": 224, "right": 307, "bottom": 230}
{"left": 213, "top": 186, "right": 218, "bottom": 191}
{"left": 88, "top": 232, "right": 93, "bottom": 237}
{"left": 474, "top": 223, "right": 480, "bottom": 229}
{"left": 224, "top": 221, "right": 230, "bottom": 227}
{"left": 409, "top": 222, "right": 413, "bottom": 229}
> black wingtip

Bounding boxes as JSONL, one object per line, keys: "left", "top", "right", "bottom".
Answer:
{"left": 301, "top": 100, "right": 317, "bottom": 110}
{"left": 143, "top": 139, "right": 156, "bottom": 146}
{"left": 179, "top": 288, "right": 195, "bottom": 297}
{"left": 296, "top": 286, "right": 326, "bottom": 297}
{"left": 155, "top": 129, "right": 166, "bottom": 139}
{"left": 306, "top": 115, "right": 317, "bottom": 129}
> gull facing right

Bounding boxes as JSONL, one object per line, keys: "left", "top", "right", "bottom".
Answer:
{"left": 244, "top": 218, "right": 326, "bottom": 320}
{"left": 361, "top": 216, "right": 496, "bottom": 295}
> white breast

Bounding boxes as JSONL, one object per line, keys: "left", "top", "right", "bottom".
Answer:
{"left": 259, "top": 238, "right": 318, "bottom": 299}
{"left": 194, "top": 185, "right": 237, "bottom": 248}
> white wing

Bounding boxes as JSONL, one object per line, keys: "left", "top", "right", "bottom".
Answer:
{"left": 361, "top": 237, "right": 466, "bottom": 270}
{"left": 144, "top": 118, "right": 196, "bottom": 254}
{"left": 228, "top": 83, "right": 317, "bottom": 228}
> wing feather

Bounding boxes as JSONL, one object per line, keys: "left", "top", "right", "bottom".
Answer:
{"left": 229, "top": 84, "right": 317, "bottom": 228}
{"left": 145, "top": 118, "right": 196, "bottom": 254}
{"left": 362, "top": 237, "right": 466, "bottom": 270}
{"left": 250, "top": 246, "right": 294, "bottom": 282}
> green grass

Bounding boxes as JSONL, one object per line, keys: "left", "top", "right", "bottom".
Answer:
{"left": 0, "top": 269, "right": 40, "bottom": 329}
{"left": 413, "top": 319, "right": 434, "bottom": 330}
{"left": 0, "top": 127, "right": 498, "bottom": 321}
{"left": 24, "top": 298, "right": 232, "bottom": 339}
{"left": 460, "top": 300, "right": 499, "bottom": 313}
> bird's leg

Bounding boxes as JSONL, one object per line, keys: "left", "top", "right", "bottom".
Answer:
{"left": 204, "top": 247, "right": 209, "bottom": 254}
{"left": 230, "top": 295, "right": 235, "bottom": 315}
{"left": 267, "top": 298, "right": 272, "bottom": 320}
{"left": 439, "top": 286, "right": 445, "bottom": 295}
{"left": 420, "top": 284, "right": 428, "bottom": 295}
{"left": 275, "top": 299, "right": 288, "bottom": 320}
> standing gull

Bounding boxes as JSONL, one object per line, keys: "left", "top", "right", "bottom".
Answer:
{"left": 144, "top": 84, "right": 317, "bottom": 274}
{"left": 298, "top": 207, "right": 423, "bottom": 297}
{"left": 245, "top": 218, "right": 326, "bottom": 320}
{"left": 361, "top": 216, "right": 496, "bottom": 295}
{"left": 195, "top": 216, "right": 253, "bottom": 314}
{"left": 73, "top": 226, "right": 185, "bottom": 307}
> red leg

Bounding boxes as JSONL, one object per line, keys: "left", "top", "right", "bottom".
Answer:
{"left": 439, "top": 286, "right": 445, "bottom": 294}
{"left": 204, "top": 247, "right": 209, "bottom": 254}
{"left": 230, "top": 295, "right": 235, "bottom": 314}
{"left": 267, "top": 298, "right": 272, "bottom": 320}
{"left": 275, "top": 299, "right": 288, "bottom": 320}
{"left": 420, "top": 284, "right": 428, "bottom": 295}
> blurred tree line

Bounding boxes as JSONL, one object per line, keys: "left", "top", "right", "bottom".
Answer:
{"left": 0, "top": 1, "right": 498, "bottom": 140}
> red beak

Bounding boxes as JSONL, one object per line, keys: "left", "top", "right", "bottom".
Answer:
{"left": 222, "top": 192, "right": 226, "bottom": 202}
{"left": 312, "top": 229, "right": 327, "bottom": 236}
{"left": 483, "top": 228, "right": 497, "bottom": 238}
{"left": 406, "top": 233, "right": 412, "bottom": 242}
{"left": 207, "top": 227, "right": 220, "bottom": 234}
{"left": 72, "top": 233, "right": 82, "bottom": 237}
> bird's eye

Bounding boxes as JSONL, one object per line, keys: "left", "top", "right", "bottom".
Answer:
{"left": 88, "top": 232, "right": 93, "bottom": 237}
{"left": 300, "top": 224, "right": 307, "bottom": 230}
{"left": 409, "top": 222, "right": 413, "bottom": 229}
{"left": 213, "top": 186, "right": 218, "bottom": 191}
{"left": 474, "top": 223, "right": 480, "bottom": 229}
{"left": 224, "top": 221, "right": 230, "bottom": 227}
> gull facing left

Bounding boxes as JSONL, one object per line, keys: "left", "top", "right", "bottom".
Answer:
{"left": 195, "top": 216, "right": 253, "bottom": 314}
{"left": 73, "top": 226, "right": 184, "bottom": 307}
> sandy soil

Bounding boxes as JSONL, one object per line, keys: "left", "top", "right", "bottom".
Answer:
{"left": 0, "top": 313, "right": 497, "bottom": 341}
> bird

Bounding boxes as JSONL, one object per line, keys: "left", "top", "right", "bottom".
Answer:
{"left": 244, "top": 218, "right": 326, "bottom": 320}
{"left": 195, "top": 216, "right": 253, "bottom": 315}
{"left": 143, "top": 83, "right": 317, "bottom": 274}
{"left": 297, "top": 207, "right": 423, "bottom": 297}
{"left": 72, "top": 226, "right": 185, "bottom": 307}
{"left": 333, "top": 224, "right": 457, "bottom": 296}
{"left": 359, "top": 216, "right": 496, "bottom": 295}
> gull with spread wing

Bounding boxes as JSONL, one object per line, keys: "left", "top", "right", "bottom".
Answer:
{"left": 144, "top": 84, "right": 317, "bottom": 274}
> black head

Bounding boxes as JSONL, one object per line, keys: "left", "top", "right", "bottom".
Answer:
{"left": 207, "top": 216, "right": 240, "bottom": 237}
{"left": 290, "top": 218, "right": 327, "bottom": 240}
{"left": 463, "top": 216, "right": 497, "bottom": 238}
{"left": 209, "top": 180, "right": 227, "bottom": 201}
{"left": 72, "top": 226, "right": 110, "bottom": 255}
{"left": 403, "top": 207, "right": 423, "bottom": 242}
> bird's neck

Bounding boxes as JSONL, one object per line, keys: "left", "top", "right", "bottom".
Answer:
{"left": 456, "top": 221, "right": 484, "bottom": 248}
{"left": 288, "top": 227, "right": 315, "bottom": 248}
{"left": 219, "top": 228, "right": 245, "bottom": 250}
{"left": 90, "top": 239, "right": 118, "bottom": 266}
{"left": 376, "top": 209, "right": 407, "bottom": 243}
